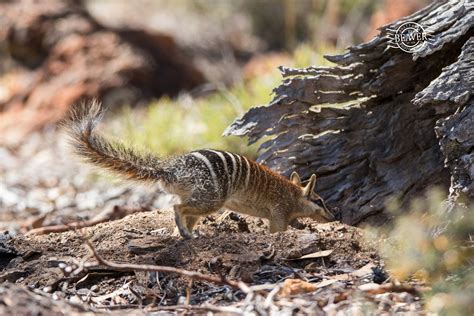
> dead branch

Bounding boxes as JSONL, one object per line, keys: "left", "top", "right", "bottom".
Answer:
{"left": 84, "top": 239, "right": 251, "bottom": 293}
{"left": 145, "top": 304, "right": 243, "bottom": 314}
{"left": 25, "top": 205, "right": 148, "bottom": 236}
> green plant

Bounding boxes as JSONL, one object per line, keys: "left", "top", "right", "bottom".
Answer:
{"left": 108, "top": 44, "right": 339, "bottom": 158}
{"left": 113, "top": 93, "right": 259, "bottom": 158}
{"left": 378, "top": 189, "right": 474, "bottom": 315}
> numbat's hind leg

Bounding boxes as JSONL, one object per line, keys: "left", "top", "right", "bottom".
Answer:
{"left": 174, "top": 205, "right": 192, "bottom": 239}
{"left": 173, "top": 204, "right": 219, "bottom": 239}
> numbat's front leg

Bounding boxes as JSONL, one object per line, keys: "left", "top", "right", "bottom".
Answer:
{"left": 269, "top": 213, "right": 289, "bottom": 233}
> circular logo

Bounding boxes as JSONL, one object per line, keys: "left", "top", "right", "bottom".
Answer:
{"left": 394, "top": 22, "right": 427, "bottom": 53}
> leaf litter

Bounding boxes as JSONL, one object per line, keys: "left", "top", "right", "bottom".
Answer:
{"left": 0, "top": 131, "right": 425, "bottom": 315}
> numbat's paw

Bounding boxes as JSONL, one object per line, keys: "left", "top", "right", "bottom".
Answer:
{"left": 172, "top": 226, "right": 194, "bottom": 239}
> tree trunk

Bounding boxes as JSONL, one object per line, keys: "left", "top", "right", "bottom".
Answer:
{"left": 225, "top": 0, "right": 473, "bottom": 225}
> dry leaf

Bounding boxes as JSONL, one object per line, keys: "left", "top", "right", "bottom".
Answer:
{"left": 286, "top": 249, "right": 334, "bottom": 260}
{"left": 351, "top": 263, "right": 376, "bottom": 277}
{"left": 278, "top": 279, "right": 318, "bottom": 297}
{"left": 316, "top": 262, "right": 376, "bottom": 287}
{"left": 358, "top": 283, "right": 384, "bottom": 294}
{"left": 332, "top": 274, "right": 350, "bottom": 281}
{"left": 314, "top": 279, "right": 339, "bottom": 288}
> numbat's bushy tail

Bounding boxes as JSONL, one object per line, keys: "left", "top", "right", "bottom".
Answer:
{"left": 63, "top": 101, "right": 166, "bottom": 182}
{"left": 63, "top": 101, "right": 335, "bottom": 239}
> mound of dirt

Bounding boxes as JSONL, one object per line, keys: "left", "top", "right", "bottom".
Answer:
{"left": 1, "top": 209, "right": 399, "bottom": 313}
{"left": 0, "top": 131, "right": 424, "bottom": 314}
{"left": 7, "top": 210, "right": 378, "bottom": 285}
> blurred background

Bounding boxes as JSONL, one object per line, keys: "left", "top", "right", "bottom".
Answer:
{"left": 85, "top": 0, "right": 425, "bottom": 85}
{"left": 2, "top": 3, "right": 473, "bottom": 314}
{"left": 0, "top": 0, "right": 428, "bottom": 153}
{"left": 0, "top": 0, "right": 428, "bottom": 231}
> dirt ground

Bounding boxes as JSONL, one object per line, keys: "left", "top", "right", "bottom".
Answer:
{"left": 3, "top": 212, "right": 405, "bottom": 315}
{"left": 0, "top": 131, "right": 424, "bottom": 315}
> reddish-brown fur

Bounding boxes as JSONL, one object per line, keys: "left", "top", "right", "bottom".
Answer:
{"left": 64, "top": 101, "right": 335, "bottom": 239}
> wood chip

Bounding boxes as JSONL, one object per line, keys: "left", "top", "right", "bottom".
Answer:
{"left": 278, "top": 279, "right": 318, "bottom": 297}
{"left": 315, "top": 279, "right": 339, "bottom": 288}
{"left": 286, "top": 249, "right": 334, "bottom": 260}
{"left": 358, "top": 283, "right": 384, "bottom": 294}
{"left": 351, "top": 263, "right": 376, "bottom": 277}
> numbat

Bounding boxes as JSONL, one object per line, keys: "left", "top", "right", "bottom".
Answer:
{"left": 64, "top": 102, "right": 335, "bottom": 239}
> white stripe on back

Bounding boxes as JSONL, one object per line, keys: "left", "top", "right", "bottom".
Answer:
{"left": 208, "top": 150, "right": 230, "bottom": 195}
{"left": 209, "top": 150, "right": 228, "bottom": 175}
{"left": 191, "top": 152, "right": 219, "bottom": 191}
{"left": 224, "top": 152, "right": 237, "bottom": 189}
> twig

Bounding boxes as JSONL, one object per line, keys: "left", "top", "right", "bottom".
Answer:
{"left": 264, "top": 284, "right": 283, "bottom": 308}
{"left": 146, "top": 304, "right": 243, "bottom": 314}
{"left": 25, "top": 206, "right": 147, "bottom": 235}
{"left": 84, "top": 239, "right": 250, "bottom": 293}
{"left": 21, "top": 211, "right": 51, "bottom": 232}
{"left": 25, "top": 218, "right": 110, "bottom": 236}
{"left": 185, "top": 279, "right": 192, "bottom": 306}
{"left": 94, "top": 304, "right": 141, "bottom": 310}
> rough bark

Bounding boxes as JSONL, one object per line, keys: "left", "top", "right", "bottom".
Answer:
{"left": 430, "top": 38, "right": 474, "bottom": 200}
{"left": 226, "top": 0, "right": 473, "bottom": 225}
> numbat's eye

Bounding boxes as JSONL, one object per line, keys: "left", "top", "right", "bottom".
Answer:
{"left": 313, "top": 198, "right": 325, "bottom": 209}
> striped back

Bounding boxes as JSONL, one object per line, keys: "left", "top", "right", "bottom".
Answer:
{"left": 186, "top": 149, "right": 297, "bottom": 200}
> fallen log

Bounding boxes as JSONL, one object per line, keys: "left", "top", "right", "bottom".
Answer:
{"left": 226, "top": 0, "right": 473, "bottom": 224}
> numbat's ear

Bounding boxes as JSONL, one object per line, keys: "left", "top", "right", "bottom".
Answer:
{"left": 302, "top": 174, "right": 317, "bottom": 197}
{"left": 290, "top": 171, "right": 301, "bottom": 186}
